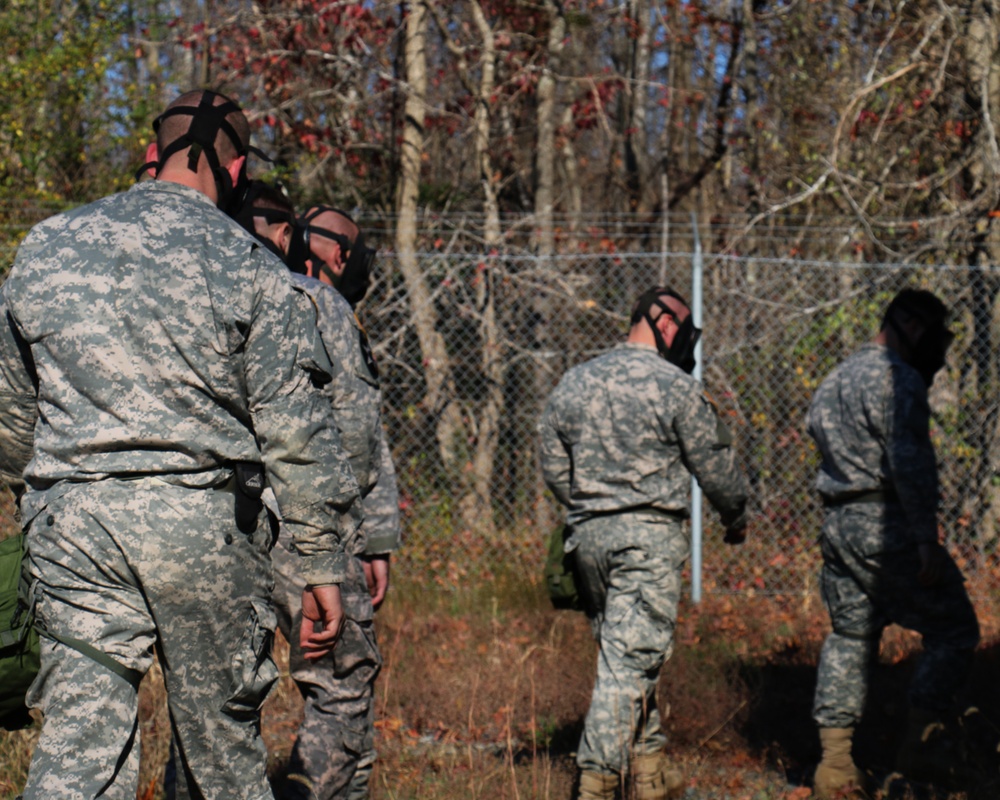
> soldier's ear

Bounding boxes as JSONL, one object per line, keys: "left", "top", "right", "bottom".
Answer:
{"left": 144, "top": 143, "right": 159, "bottom": 178}
{"left": 655, "top": 310, "right": 677, "bottom": 344}
{"left": 225, "top": 155, "right": 246, "bottom": 186}
{"left": 277, "top": 222, "right": 292, "bottom": 255}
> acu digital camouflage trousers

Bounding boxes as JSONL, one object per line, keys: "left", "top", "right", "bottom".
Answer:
{"left": 571, "top": 511, "right": 689, "bottom": 775}
{"left": 22, "top": 477, "right": 278, "bottom": 800}
{"left": 271, "top": 538, "right": 382, "bottom": 800}
{"left": 813, "top": 503, "right": 980, "bottom": 729}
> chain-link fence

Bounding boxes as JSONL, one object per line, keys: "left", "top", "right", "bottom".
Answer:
{"left": 362, "top": 252, "right": 1000, "bottom": 595}
{"left": 2, "top": 204, "right": 998, "bottom": 596}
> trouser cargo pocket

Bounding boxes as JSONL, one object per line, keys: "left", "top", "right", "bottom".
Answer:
{"left": 223, "top": 598, "right": 278, "bottom": 718}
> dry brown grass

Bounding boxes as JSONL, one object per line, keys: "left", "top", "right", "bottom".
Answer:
{"left": 4, "top": 575, "right": 1000, "bottom": 799}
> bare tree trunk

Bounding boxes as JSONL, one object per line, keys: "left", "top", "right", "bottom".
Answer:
{"left": 559, "top": 105, "right": 583, "bottom": 233}
{"left": 424, "top": 0, "right": 505, "bottom": 533}
{"left": 468, "top": 0, "right": 500, "bottom": 247}
{"left": 961, "top": 2, "right": 1000, "bottom": 559}
{"left": 656, "top": 1, "right": 676, "bottom": 282}
{"left": 532, "top": 0, "right": 567, "bottom": 532}
{"left": 394, "top": 0, "right": 463, "bottom": 474}
{"left": 459, "top": 0, "right": 504, "bottom": 533}
{"left": 740, "top": 0, "right": 762, "bottom": 214}
{"left": 625, "top": 0, "right": 653, "bottom": 215}
{"left": 466, "top": 266, "right": 503, "bottom": 534}
{"left": 533, "top": 2, "right": 564, "bottom": 256}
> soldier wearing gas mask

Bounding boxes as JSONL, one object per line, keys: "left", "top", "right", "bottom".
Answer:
{"left": 284, "top": 205, "right": 401, "bottom": 603}
{"left": 807, "top": 289, "right": 980, "bottom": 797}
{"left": 0, "top": 91, "right": 361, "bottom": 800}
{"left": 238, "top": 189, "right": 401, "bottom": 800}
{"left": 287, "top": 205, "right": 377, "bottom": 308}
{"left": 538, "top": 287, "right": 748, "bottom": 800}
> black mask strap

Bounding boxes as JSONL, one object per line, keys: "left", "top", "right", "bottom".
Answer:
{"left": 292, "top": 207, "right": 377, "bottom": 305}
{"left": 633, "top": 288, "right": 702, "bottom": 373}
{"left": 134, "top": 91, "right": 270, "bottom": 215}
{"left": 255, "top": 234, "right": 289, "bottom": 264}
{"left": 337, "top": 228, "right": 376, "bottom": 306}
{"left": 233, "top": 181, "right": 295, "bottom": 260}
{"left": 286, "top": 220, "right": 310, "bottom": 275}
{"left": 226, "top": 185, "right": 288, "bottom": 264}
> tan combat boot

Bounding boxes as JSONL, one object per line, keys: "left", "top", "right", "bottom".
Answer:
{"left": 896, "top": 707, "right": 966, "bottom": 788}
{"left": 814, "top": 727, "right": 865, "bottom": 799}
{"left": 631, "top": 752, "right": 685, "bottom": 800}
{"left": 576, "top": 770, "right": 618, "bottom": 800}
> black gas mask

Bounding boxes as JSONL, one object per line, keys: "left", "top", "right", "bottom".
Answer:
{"left": 287, "top": 206, "right": 377, "bottom": 306}
{"left": 888, "top": 304, "right": 954, "bottom": 387}
{"left": 233, "top": 181, "right": 295, "bottom": 264}
{"left": 631, "top": 287, "right": 701, "bottom": 373}
{"left": 136, "top": 91, "right": 270, "bottom": 218}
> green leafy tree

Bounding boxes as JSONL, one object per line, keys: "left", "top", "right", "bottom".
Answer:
{"left": 0, "top": 0, "right": 160, "bottom": 208}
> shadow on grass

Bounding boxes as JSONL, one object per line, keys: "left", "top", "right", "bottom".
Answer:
{"left": 264, "top": 579, "right": 1000, "bottom": 800}
{"left": 737, "top": 639, "right": 1000, "bottom": 799}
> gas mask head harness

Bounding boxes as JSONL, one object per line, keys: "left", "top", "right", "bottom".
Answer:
{"left": 233, "top": 180, "right": 296, "bottom": 264}
{"left": 287, "top": 206, "right": 377, "bottom": 306}
{"left": 630, "top": 287, "right": 701, "bottom": 373}
{"left": 884, "top": 290, "right": 954, "bottom": 387}
{"left": 137, "top": 91, "right": 269, "bottom": 217}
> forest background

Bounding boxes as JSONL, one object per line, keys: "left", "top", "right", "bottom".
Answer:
{"left": 5, "top": 1, "right": 1000, "bottom": 798}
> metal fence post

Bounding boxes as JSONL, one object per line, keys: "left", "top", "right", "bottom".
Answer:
{"left": 690, "top": 213, "right": 704, "bottom": 603}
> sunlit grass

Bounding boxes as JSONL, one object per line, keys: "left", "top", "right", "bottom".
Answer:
{"left": 5, "top": 553, "right": 1000, "bottom": 799}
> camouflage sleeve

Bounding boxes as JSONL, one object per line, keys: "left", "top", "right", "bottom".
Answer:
{"left": 362, "top": 430, "right": 402, "bottom": 554}
{"left": 320, "top": 293, "right": 380, "bottom": 496}
{"left": 884, "top": 367, "right": 939, "bottom": 544}
{"left": 0, "top": 289, "right": 37, "bottom": 492}
{"left": 245, "top": 255, "right": 361, "bottom": 586}
{"left": 674, "top": 388, "right": 748, "bottom": 529}
{"left": 538, "top": 394, "right": 572, "bottom": 508}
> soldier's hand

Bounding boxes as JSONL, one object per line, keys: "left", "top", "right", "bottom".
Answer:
{"left": 363, "top": 554, "right": 391, "bottom": 610}
{"left": 724, "top": 524, "right": 747, "bottom": 546}
{"left": 917, "top": 542, "right": 947, "bottom": 588}
{"left": 301, "top": 584, "right": 345, "bottom": 660}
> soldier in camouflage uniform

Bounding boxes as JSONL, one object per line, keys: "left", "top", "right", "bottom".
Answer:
{"left": 248, "top": 197, "right": 402, "bottom": 800}
{"left": 0, "top": 91, "right": 362, "bottom": 800}
{"left": 0, "top": 281, "right": 35, "bottom": 500}
{"left": 538, "top": 287, "right": 748, "bottom": 800}
{"left": 807, "top": 289, "right": 979, "bottom": 797}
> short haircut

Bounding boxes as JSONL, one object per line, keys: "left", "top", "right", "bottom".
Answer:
{"left": 629, "top": 286, "right": 690, "bottom": 327}
{"left": 156, "top": 90, "right": 250, "bottom": 166}
{"left": 307, "top": 207, "right": 360, "bottom": 247}
{"left": 253, "top": 183, "right": 294, "bottom": 216}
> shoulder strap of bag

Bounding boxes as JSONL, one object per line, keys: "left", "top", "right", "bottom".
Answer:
{"left": 39, "top": 627, "right": 143, "bottom": 690}
{"left": 13, "top": 536, "right": 143, "bottom": 689}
